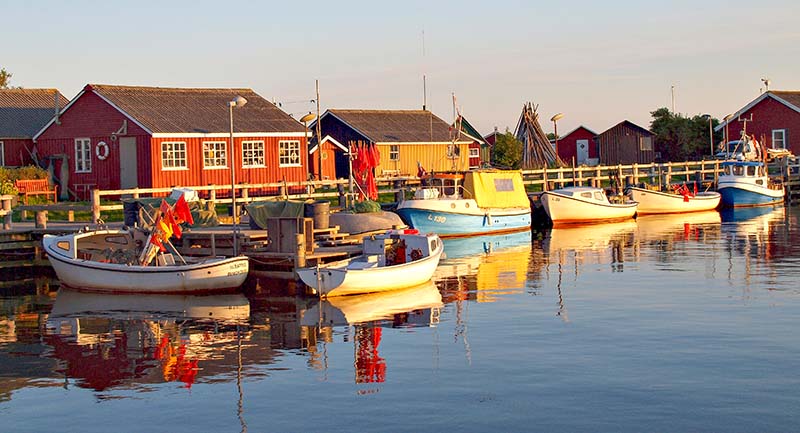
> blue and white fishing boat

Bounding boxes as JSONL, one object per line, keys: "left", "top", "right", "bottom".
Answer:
{"left": 395, "top": 170, "right": 531, "bottom": 237}
{"left": 717, "top": 160, "right": 784, "bottom": 207}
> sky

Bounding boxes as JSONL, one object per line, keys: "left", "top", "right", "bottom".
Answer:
{"left": 3, "top": 0, "right": 799, "bottom": 135}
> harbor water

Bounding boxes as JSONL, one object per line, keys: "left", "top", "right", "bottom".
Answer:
{"left": 2, "top": 205, "right": 800, "bottom": 432}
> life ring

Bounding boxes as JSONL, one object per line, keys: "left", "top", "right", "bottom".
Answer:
{"left": 96, "top": 141, "right": 109, "bottom": 160}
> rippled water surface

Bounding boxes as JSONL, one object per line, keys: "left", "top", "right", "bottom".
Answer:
{"left": 2, "top": 206, "right": 800, "bottom": 432}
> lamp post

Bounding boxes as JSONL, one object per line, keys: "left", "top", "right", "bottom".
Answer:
{"left": 702, "top": 114, "right": 713, "bottom": 157}
{"left": 229, "top": 95, "right": 247, "bottom": 256}
{"left": 550, "top": 112, "right": 564, "bottom": 160}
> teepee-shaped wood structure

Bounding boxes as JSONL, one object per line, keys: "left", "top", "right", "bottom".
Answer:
{"left": 514, "top": 102, "right": 565, "bottom": 168}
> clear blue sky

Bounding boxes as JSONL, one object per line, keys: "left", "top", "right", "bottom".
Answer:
{"left": 4, "top": 0, "right": 799, "bottom": 134}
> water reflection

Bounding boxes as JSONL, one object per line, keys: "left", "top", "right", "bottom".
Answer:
{"left": 436, "top": 231, "right": 534, "bottom": 302}
{"left": 543, "top": 220, "right": 637, "bottom": 272}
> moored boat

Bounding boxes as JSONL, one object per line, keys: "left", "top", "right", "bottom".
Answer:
{"left": 297, "top": 229, "right": 443, "bottom": 297}
{"left": 717, "top": 160, "right": 784, "bottom": 207}
{"left": 540, "top": 186, "right": 637, "bottom": 225}
{"left": 627, "top": 185, "right": 721, "bottom": 214}
{"left": 43, "top": 229, "right": 249, "bottom": 294}
{"left": 395, "top": 170, "right": 531, "bottom": 237}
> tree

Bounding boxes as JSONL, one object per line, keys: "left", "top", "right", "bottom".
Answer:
{"left": 650, "top": 107, "right": 721, "bottom": 161}
{"left": 0, "top": 68, "right": 12, "bottom": 89}
{"left": 491, "top": 130, "right": 523, "bottom": 169}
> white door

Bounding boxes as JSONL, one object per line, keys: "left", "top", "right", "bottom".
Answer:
{"left": 119, "top": 137, "right": 138, "bottom": 189}
{"left": 576, "top": 139, "right": 589, "bottom": 164}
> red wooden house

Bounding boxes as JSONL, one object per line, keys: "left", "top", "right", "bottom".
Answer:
{"left": 455, "top": 115, "right": 488, "bottom": 169}
{"left": 554, "top": 125, "right": 598, "bottom": 166}
{"left": 33, "top": 84, "right": 308, "bottom": 199}
{"left": 0, "top": 89, "right": 68, "bottom": 167}
{"left": 597, "top": 120, "right": 655, "bottom": 165}
{"left": 715, "top": 90, "right": 800, "bottom": 154}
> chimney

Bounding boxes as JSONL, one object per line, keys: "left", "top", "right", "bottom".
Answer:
{"left": 54, "top": 91, "right": 61, "bottom": 125}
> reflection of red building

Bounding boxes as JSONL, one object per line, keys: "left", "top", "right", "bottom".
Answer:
{"left": 355, "top": 327, "right": 386, "bottom": 384}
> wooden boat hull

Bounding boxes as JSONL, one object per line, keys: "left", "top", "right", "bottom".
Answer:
{"left": 541, "top": 191, "right": 637, "bottom": 225}
{"left": 718, "top": 180, "right": 784, "bottom": 207}
{"left": 395, "top": 199, "right": 531, "bottom": 237}
{"left": 297, "top": 235, "right": 444, "bottom": 297}
{"left": 44, "top": 233, "right": 249, "bottom": 294}
{"left": 627, "top": 186, "right": 721, "bottom": 214}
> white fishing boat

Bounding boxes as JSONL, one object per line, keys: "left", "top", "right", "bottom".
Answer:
{"left": 297, "top": 229, "right": 443, "bottom": 297}
{"left": 717, "top": 160, "right": 784, "bottom": 207}
{"left": 627, "top": 185, "right": 721, "bottom": 214}
{"left": 395, "top": 170, "right": 531, "bottom": 237}
{"left": 43, "top": 228, "right": 249, "bottom": 294}
{"left": 540, "top": 186, "right": 638, "bottom": 225}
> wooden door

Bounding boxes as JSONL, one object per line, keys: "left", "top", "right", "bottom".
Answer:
{"left": 119, "top": 137, "right": 138, "bottom": 189}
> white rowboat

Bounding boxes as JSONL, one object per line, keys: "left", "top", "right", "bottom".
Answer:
{"left": 540, "top": 186, "right": 638, "bottom": 225}
{"left": 627, "top": 186, "right": 721, "bottom": 214}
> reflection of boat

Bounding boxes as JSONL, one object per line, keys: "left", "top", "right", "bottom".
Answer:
{"left": 395, "top": 170, "right": 531, "bottom": 237}
{"left": 441, "top": 230, "right": 532, "bottom": 260}
{"left": 297, "top": 230, "right": 443, "bottom": 297}
{"left": 301, "top": 280, "right": 442, "bottom": 326}
{"left": 545, "top": 220, "right": 638, "bottom": 252}
{"left": 717, "top": 161, "right": 784, "bottom": 207}
{"left": 635, "top": 211, "right": 721, "bottom": 239}
{"left": 720, "top": 205, "right": 785, "bottom": 223}
{"left": 540, "top": 186, "right": 637, "bottom": 225}
{"left": 627, "top": 186, "right": 720, "bottom": 214}
{"left": 43, "top": 229, "right": 249, "bottom": 294}
{"left": 49, "top": 288, "right": 251, "bottom": 323}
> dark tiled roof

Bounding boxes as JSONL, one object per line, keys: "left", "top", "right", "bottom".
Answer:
{"left": 770, "top": 91, "right": 800, "bottom": 110}
{"left": 601, "top": 120, "right": 653, "bottom": 136}
{"left": 0, "top": 89, "right": 68, "bottom": 138}
{"left": 89, "top": 84, "right": 304, "bottom": 134}
{"left": 327, "top": 109, "right": 466, "bottom": 143}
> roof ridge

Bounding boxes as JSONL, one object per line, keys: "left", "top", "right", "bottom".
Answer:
{"left": 89, "top": 84, "right": 254, "bottom": 92}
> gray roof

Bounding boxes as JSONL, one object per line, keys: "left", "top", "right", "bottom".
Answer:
{"left": 87, "top": 84, "right": 305, "bottom": 134}
{"left": 326, "top": 109, "right": 469, "bottom": 143}
{"left": 0, "top": 89, "right": 68, "bottom": 138}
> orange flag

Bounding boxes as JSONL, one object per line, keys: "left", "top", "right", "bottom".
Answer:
{"left": 150, "top": 234, "right": 166, "bottom": 252}
{"left": 165, "top": 211, "right": 182, "bottom": 239}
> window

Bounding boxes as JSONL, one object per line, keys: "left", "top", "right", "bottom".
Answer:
{"left": 161, "top": 141, "right": 187, "bottom": 169}
{"left": 279, "top": 140, "right": 301, "bottom": 167}
{"left": 772, "top": 129, "right": 786, "bottom": 149}
{"left": 0, "top": 141, "right": 4, "bottom": 166}
{"left": 242, "top": 141, "right": 265, "bottom": 167}
{"left": 469, "top": 147, "right": 480, "bottom": 158}
{"left": 75, "top": 138, "right": 91, "bottom": 173}
{"left": 639, "top": 136, "right": 653, "bottom": 151}
{"left": 389, "top": 145, "right": 400, "bottom": 161}
{"left": 203, "top": 141, "right": 227, "bottom": 168}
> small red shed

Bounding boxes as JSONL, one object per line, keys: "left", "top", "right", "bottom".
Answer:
{"left": 715, "top": 90, "right": 800, "bottom": 154}
{"left": 0, "top": 89, "right": 68, "bottom": 167}
{"left": 33, "top": 84, "right": 308, "bottom": 199}
{"left": 554, "top": 125, "right": 598, "bottom": 166}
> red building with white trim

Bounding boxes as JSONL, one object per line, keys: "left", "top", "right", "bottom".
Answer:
{"left": 554, "top": 125, "right": 598, "bottom": 166}
{"left": 33, "top": 84, "right": 308, "bottom": 199}
{"left": 715, "top": 90, "right": 800, "bottom": 154}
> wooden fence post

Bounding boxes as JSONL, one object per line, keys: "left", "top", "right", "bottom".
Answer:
{"left": 91, "top": 189, "right": 101, "bottom": 223}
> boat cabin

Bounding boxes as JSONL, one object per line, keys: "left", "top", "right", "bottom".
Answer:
{"left": 415, "top": 173, "right": 466, "bottom": 199}
{"left": 554, "top": 187, "right": 611, "bottom": 204}
{"left": 721, "top": 161, "right": 767, "bottom": 179}
{"left": 361, "top": 230, "right": 438, "bottom": 267}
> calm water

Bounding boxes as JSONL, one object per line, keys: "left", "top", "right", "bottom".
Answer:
{"left": 2, "top": 205, "right": 800, "bottom": 432}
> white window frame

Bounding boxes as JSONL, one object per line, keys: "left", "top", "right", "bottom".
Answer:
{"left": 278, "top": 140, "right": 302, "bottom": 167}
{"left": 772, "top": 129, "right": 786, "bottom": 149}
{"left": 242, "top": 140, "right": 266, "bottom": 168}
{"left": 468, "top": 147, "right": 480, "bottom": 158}
{"left": 389, "top": 144, "right": 400, "bottom": 161}
{"left": 0, "top": 141, "right": 4, "bottom": 166}
{"left": 161, "top": 141, "right": 188, "bottom": 170}
{"left": 75, "top": 138, "right": 92, "bottom": 173}
{"left": 202, "top": 141, "right": 228, "bottom": 169}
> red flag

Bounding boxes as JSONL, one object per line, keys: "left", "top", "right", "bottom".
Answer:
{"left": 160, "top": 199, "right": 171, "bottom": 215}
{"left": 150, "top": 234, "right": 166, "bottom": 252}
{"left": 174, "top": 195, "right": 194, "bottom": 225}
{"left": 164, "top": 210, "right": 182, "bottom": 239}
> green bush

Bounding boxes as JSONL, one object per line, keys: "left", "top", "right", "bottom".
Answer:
{"left": 0, "top": 165, "right": 49, "bottom": 183}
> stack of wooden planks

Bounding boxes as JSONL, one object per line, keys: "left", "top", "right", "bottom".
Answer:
{"left": 516, "top": 102, "right": 565, "bottom": 169}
